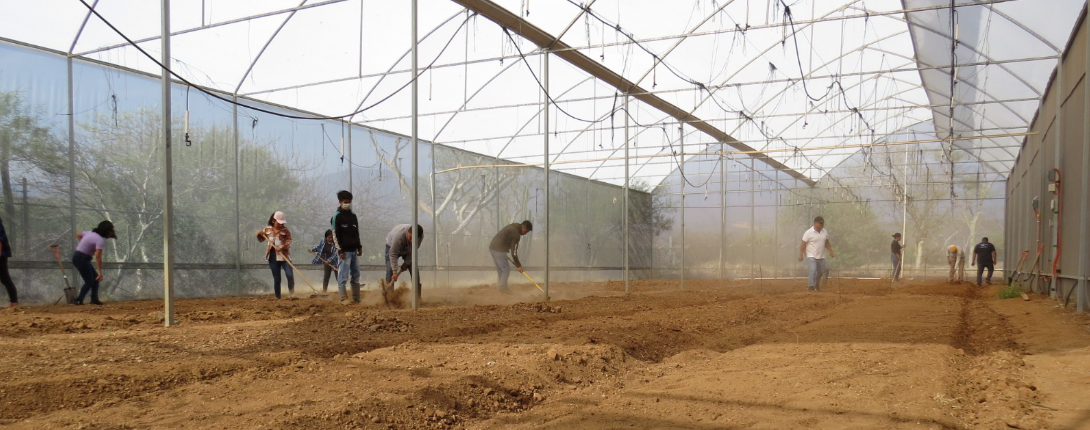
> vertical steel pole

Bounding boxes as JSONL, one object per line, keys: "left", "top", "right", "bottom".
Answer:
{"left": 773, "top": 169, "right": 779, "bottom": 279}
{"left": 623, "top": 94, "right": 630, "bottom": 294}
{"left": 21, "top": 177, "right": 28, "bottom": 249}
{"left": 66, "top": 57, "right": 77, "bottom": 249}
{"left": 719, "top": 145, "right": 725, "bottom": 284}
{"left": 161, "top": 0, "right": 175, "bottom": 327}
{"left": 679, "top": 123, "right": 685, "bottom": 289}
{"left": 432, "top": 150, "right": 439, "bottom": 287}
{"left": 411, "top": 0, "right": 420, "bottom": 311}
{"left": 750, "top": 158, "right": 756, "bottom": 279}
{"left": 901, "top": 149, "right": 909, "bottom": 280}
{"left": 1078, "top": 32, "right": 1090, "bottom": 312}
{"left": 233, "top": 96, "right": 241, "bottom": 295}
{"left": 543, "top": 51, "right": 550, "bottom": 301}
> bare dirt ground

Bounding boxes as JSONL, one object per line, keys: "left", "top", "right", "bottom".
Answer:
{"left": 1, "top": 278, "right": 1089, "bottom": 430}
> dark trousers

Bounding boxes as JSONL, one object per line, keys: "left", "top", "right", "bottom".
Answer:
{"left": 268, "top": 258, "right": 295, "bottom": 299}
{"left": 322, "top": 265, "right": 334, "bottom": 291}
{"left": 0, "top": 256, "right": 16, "bottom": 303}
{"left": 976, "top": 262, "right": 994, "bottom": 285}
{"left": 384, "top": 245, "right": 418, "bottom": 290}
{"left": 72, "top": 251, "right": 99, "bottom": 303}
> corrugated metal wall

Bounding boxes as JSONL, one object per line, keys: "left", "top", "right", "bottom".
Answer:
{"left": 1006, "top": 7, "right": 1090, "bottom": 312}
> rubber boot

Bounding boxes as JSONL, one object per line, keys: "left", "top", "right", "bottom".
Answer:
{"left": 351, "top": 282, "right": 361, "bottom": 303}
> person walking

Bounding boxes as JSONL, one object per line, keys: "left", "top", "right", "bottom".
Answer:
{"left": 798, "top": 216, "right": 834, "bottom": 292}
{"left": 947, "top": 245, "right": 966, "bottom": 284}
{"left": 72, "top": 221, "right": 117, "bottom": 305}
{"left": 890, "top": 232, "right": 907, "bottom": 282}
{"left": 971, "top": 237, "right": 998, "bottom": 286}
{"left": 0, "top": 216, "right": 17, "bottom": 308}
{"left": 385, "top": 224, "right": 423, "bottom": 285}
{"left": 309, "top": 229, "right": 340, "bottom": 293}
{"left": 489, "top": 220, "right": 532, "bottom": 291}
{"left": 256, "top": 211, "right": 294, "bottom": 299}
{"left": 331, "top": 190, "right": 362, "bottom": 304}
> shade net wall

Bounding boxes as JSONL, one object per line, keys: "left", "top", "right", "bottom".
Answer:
{"left": 0, "top": 39, "right": 655, "bottom": 304}
{"left": 1006, "top": 11, "right": 1090, "bottom": 311}
{"left": 650, "top": 132, "right": 1005, "bottom": 281}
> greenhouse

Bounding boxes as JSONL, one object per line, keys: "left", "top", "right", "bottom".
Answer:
{"left": 1, "top": 1, "right": 1089, "bottom": 428}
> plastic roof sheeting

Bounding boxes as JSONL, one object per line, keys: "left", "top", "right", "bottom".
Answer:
{"left": 0, "top": 0, "right": 1082, "bottom": 185}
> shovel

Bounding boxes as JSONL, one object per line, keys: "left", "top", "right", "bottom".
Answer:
{"left": 48, "top": 245, "right": 78, "bottom": 305}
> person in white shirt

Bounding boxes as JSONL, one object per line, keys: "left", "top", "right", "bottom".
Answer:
{"left": 798, "top": 216, "right": 834, "bottom": 291}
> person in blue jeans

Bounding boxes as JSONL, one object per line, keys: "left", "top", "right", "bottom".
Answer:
{"left": 72, "top": 221, "right": 117, "bottom": 305}
{"left": 256, "top": 211, "right": 294, "bottom": 299}
{"left": 331, "top": 190, "right": 362, "bottom": 304}
{"left": 309, "top": 229, "right": 340, "bottom": 292}
{"left": 798, "top": 216, "right": 834, "bottom": 292}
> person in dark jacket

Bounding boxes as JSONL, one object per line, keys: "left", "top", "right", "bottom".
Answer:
{"left": 0, "top": 216, "right": 17, "bottom": 308}
{"left": 488, "top": 220, "right": 532, "bottom": 291}
{"left": 72, "top": 221, "right": 117, "bottom": 305}
{"left": 971, "top": 237, "right": 998, "bottom": 286}
{"left": 309, "top": 229, "right": 340, "bottom": 293}
{"left": 331, "top": 190, "right": 362, "bottom": 303}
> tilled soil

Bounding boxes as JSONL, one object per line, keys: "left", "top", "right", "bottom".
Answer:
{"left": 1, "top": 278, "right": 1088, "bottom": 429}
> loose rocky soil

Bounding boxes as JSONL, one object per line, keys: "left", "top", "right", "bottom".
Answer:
{"left": 1, "top": 278, "right": 1088, "bottom": 429}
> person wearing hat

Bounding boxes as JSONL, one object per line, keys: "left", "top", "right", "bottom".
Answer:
{"left": 947, "top": 245, "right": 966, "bottom": 283}
{"left": 890, "top": 233, "right": 907, "bottom": 282}
{"left": 72, "top": 220, "right": 117, "bottom": 305}
{"left": 971, "top": 237, "right": 998, "bottom": 286}
{"left": 256, "top": 211, "right": 294, "bottom": 299}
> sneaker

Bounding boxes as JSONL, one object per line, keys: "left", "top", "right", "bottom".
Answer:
{"left": 340, "top": 299, "right": 353, "bottom": 305}
{"left": 6, "top": 302, "right": 16, "bottom": 309}
{"left": 90, "top": 300, "right": 104, "bottom": 305}
{"left": 74, "top": 300, "right": 84, "bottom": 306}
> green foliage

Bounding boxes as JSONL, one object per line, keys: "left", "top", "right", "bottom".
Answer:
{"left": 998, "top": 284, "right": 1022, "bottom": 300}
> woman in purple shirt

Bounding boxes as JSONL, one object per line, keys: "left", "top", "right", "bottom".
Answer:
{"left": 72, "top": 221, "right": 116, "bottom": 305}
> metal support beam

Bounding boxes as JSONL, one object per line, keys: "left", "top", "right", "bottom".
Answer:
{"left": 679, "top": 124, "right": 685, "bottom": 289}
{"left": 66, "top": 57, "right": 76, "bottom": 251}
{"left": 750, "top": 158, "right": 756, "bottom": 279}
{"left": 446, "top": 0, "right": 814, "bottom": 186}
{"left": 161, "top": 0, "right": 175, "bottom": 327}
{"left": 1079, "top": 24, "right": 1090, "bottom": 312}
{"left": 411, "top": 0, "right": 420, "bottom": 311}
{"left": 719, "top": 144, "right": 725, "bottom": 284}
{"left": 623, "top": 94, "right": 629, "bottom": 295}
{"left": 543, "top": 51, "right": 551, "bottom": 301}
{"left": 233, "top": 96, "right": 241, "bottom": 295}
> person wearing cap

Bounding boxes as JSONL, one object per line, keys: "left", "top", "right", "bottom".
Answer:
{"left": 971, "top": 237, "right": 998, "bottom": 286}
{"left": 72, "top": 220, "right": 117, "bottom": 305}
{"left": 798, "top": 216, "right": 834, "bottom": 292}
{"left": 890, "top": 233, "right": 907, "bottom": 282}
{"left": 947, "top": 245, "right": 966, "bottom": 283}
{"left": 256, "top": 211, "right": 294, "bottom": 299}
{"left": 489, "top": 220, "right": 532, "bottom": 291}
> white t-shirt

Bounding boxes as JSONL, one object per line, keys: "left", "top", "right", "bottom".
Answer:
{"left": 801, "top": 226, "right": 829, "bottom": 259}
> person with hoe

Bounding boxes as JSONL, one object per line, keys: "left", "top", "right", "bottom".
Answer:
{"left": 309, "top": 229, "right": 340, "bottom": 293}
{"left": 488, "top": 220, "right": 532, "bottom": 291}
{"left": 331, "top": 190, "right": 363, "bottom": 304}
{"left": 256, "top": 211, "right": 294, "bottom": 299}
{"left": 891, "top": 232, "right": 907, "bottom": 282}
{"left": 799, "top": 216, "right": 834, "bottom": 292}
{"left": 72, "top": 221, "right": 117, "bottom": 305}
{"left": 385, "top": 224, "right": 423, "bottom": 285}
